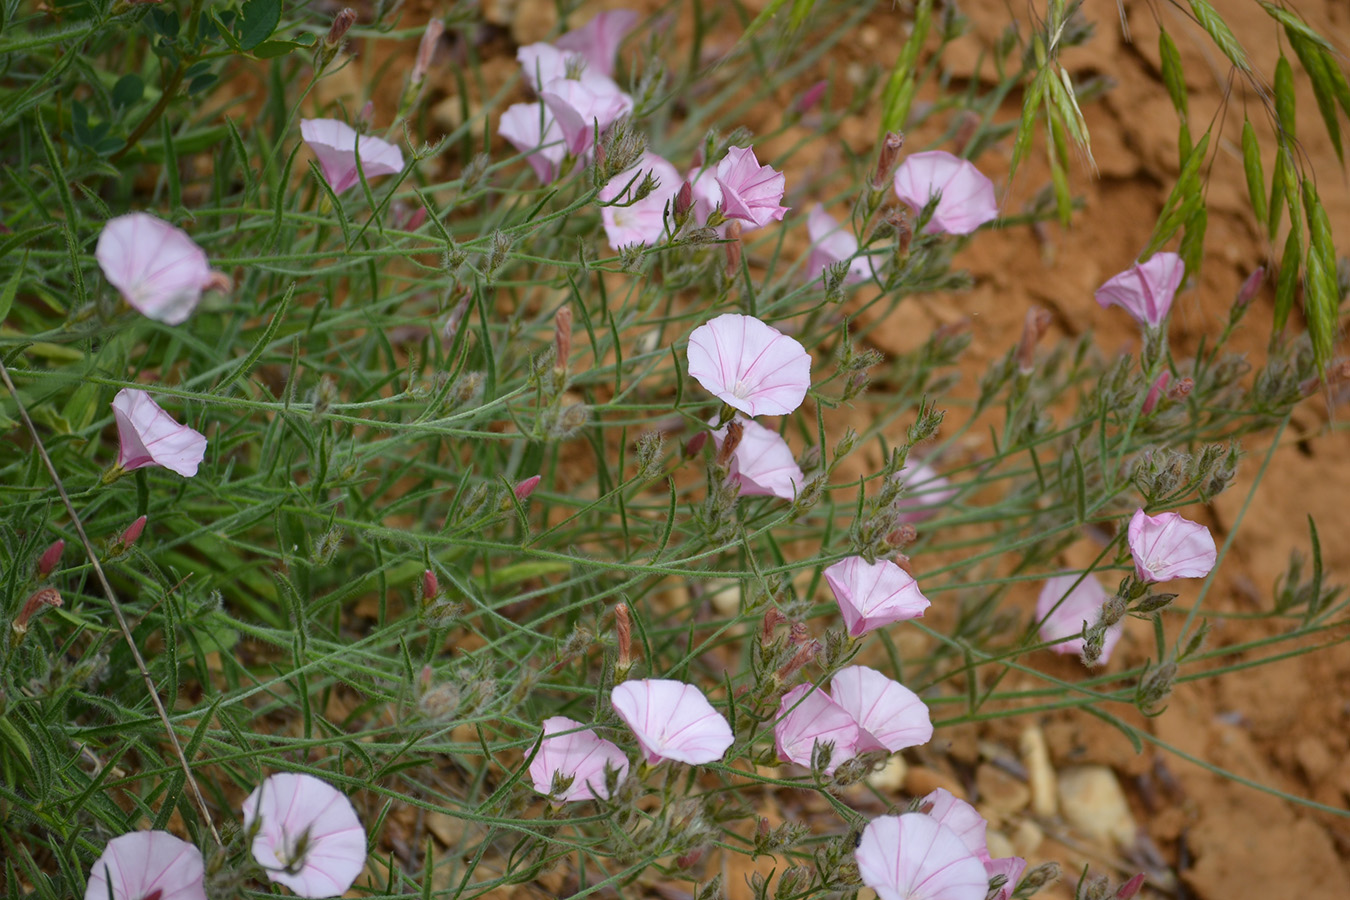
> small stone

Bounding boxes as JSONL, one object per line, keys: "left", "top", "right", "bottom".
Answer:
{"left": 1294, "top": 737, "right": 1334, "bottom": 784}
{"left": 985, "top": 830, "right": 1016, "bottom": 861}
{"left": 905, "top": 765, "right": 966, "bottom": 799}
{"left": 1010, "top": 819, "right": 1044, "bottom": 856}
{"left": 1057, "top": 765, "right": 1137, "bottom": 848}
{"left": 509, "top": 0, "right": 558, "bottom": 45}
{"left": 867, "top": 755, "right": 908, "bottom": 793}
{"left": 976, "top": 763, "right": 1031, "bottom": 816}
{"left": 1020, "top": 724, "right": 1057, "bottom": 816}
{"left": 708, "top": 580, "right": 742, "bottom": 616}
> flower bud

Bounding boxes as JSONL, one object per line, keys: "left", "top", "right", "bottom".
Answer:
{"left": 777, "top": 638, "right": 820, "bottom": 681}
{"left": 422, "top": 569, "right": 439, "bottom": 602}
{"left": 673, "top": 180, "right": 694, "bottom": 229}
{"left": 684, "top": 430, "right": 708, "bottom": 458}
{"left": 872, "top": 132, "right": 904, "bottom": 190}
{"left": 1015, "top": 305, "right": 1052, "bottom": 375}
{"left": 1140, "top": 371, "right": 1170, "bottom": 414}
{"left": 326, "top": 8, "right": 357, "bottom": 49}
{"left": 1137, "top": 660, "right": 1178, "bottom": 716}
{"left": 553, "top": 306, "right": 573, "bottom": 377}
{"left": 513, "top": 475, "right": 541, "bottom": 501}
{"left": 11, "top": 587, "right": 62, "bottom": 645}
{"left": 1234, "top": 267, "right": 1264, "bottom": 309}
{"left": 410, "top": 19, "right": 444, "bottom": 88}
{"left": 615, "top": 603, "right": 633, "bottom": 677}
{"left": 36, "top": 539, "right": 65, "bottom": 578}
{"left": 794, "top": 80, "right": 828, "bottom": 117}
{"left": 1115, "top": 873, "right": 1147, "bottom": 900}
{"left": 715, "top": 420, "right": 743, "bottom": 468}
{"left": 119, "top": 516, "right": 147, "bottom": 551}
{"left": 761, "top": 607, "right": 787, "bottom": 645}
{"left": 1166, "top": 376, "right": 1194, "bottom": 402}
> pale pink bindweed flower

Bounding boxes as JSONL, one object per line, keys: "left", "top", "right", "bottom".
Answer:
{"left": 685, "top": 164, "right": 724, "bottom": 231}
{"left": 894, "top": 459, "right": 958, "bottom": 523}
{"left": 824, "top": 556, "right": 930, "bottom": 637}
{"left": 96, "top": 213, "right": 225, "bottom": 324}
{"left": 828, "top": 665, "right": 932, "bottom": 753}
{"left": 1094, "top": 252, "right": 1185, "bottom": 329}
{"left": 1127, "top": 509, "right": 1217, "bottom": 583}
{"left": 1036, "top": 573, "right": 1122, "bottom": 664}
{"left": 686, "top": 313, "right": 811, "bottom": 416}
{"left": 714, "top": 146, "right": 788, "bottom": 229}
{"left": 84, "top": 831, "right": 208, "bottom": 900}
{"left": 111, "top": 389, "right": 207, "bottom": 478}
{"left": 892, "top": 150, "right": 999, "bottom": 235}
{"left": 610, "top": 678, "right": 734, "bottom": 765}
{"left": 529, "top": 716, "right": 629, "bottom": 801}
{"left": 709, "top": 416, "right": 804, "bottom": 500}
{"left": 984, "top": 855, "right": 1028, "bottom": 900}
{"left": 555, "top": 10, "right": 640, "bottom": 78}
{"left": 855, "top": 813, "right": 990, "bottom": 900}
{"left": 300, "top": 118, "right": 405, "bottom": 194}
{"left": 498, "top": 102, "right": 566, "bottom": 183}
{"left": 773, "top": 683, "right": 859, "bottom": 773}
{"left": 540, "top": 78, "right": 633, "bottom": 157}
{"left": 242, "top": 773, "right": 366, "bottom": 899}
{"left": 919, "top": 788, "right": 1026, "bottom": 900}
{"left": 805, "top": 205, "right": 871, "bottom": 285}
{"left": 598, "top": 151, "right": 680, "bottom": 248}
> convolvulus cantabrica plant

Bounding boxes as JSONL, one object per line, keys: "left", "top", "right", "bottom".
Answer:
{"left": 1, "top": 1, "right": 1346, "bottom": 899}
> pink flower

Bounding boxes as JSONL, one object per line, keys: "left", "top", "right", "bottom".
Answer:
{"left": 984, "top": 855, "right": 1027, "bottom": 900}
{"left": 855, "top": 814, "right": 990, "bottom": 900}
{"left": 894, "top": 459, "right": 958, "bottom": 523}
{"left": 300, "top": 118, "right": 404, "bottom": 194}
{"left": 598, "top": 152, "right": 680, "bottom": 248}
{"left": 1095, "top": 252, "right": 1185, "bottom": 328}
{"left": 529, "top": 716, "right": 629, "bottom": 801}
{"left": 498, "top": 102, "right": 566, "bottom": 183}
{"left": 713, "top": 146, "right": 788, "bottom": 229}
{"left": 96, "top": 213, "right": 222, "bottom": 324}
{"left": 892, "top": 150, "right": 999, "bottom": 235}
{"left": 773, "top": 683, "right": 859, "bottom": 773}
{"left": 242, "top": 773, "right": 366, "bottom": 899}
{"left": 84, "top": 831, "right": 208, "bottom": 900}
{"left": 686, "top": 313, "right": 811, "bottom": 416}
{"left": 828, "top": 665, "right": 932, "bottom": 753}
{"left": 918, "top": 789, "right": 1026, "bottom": 900}
{"left": 517, "top": 42, "right": 573, "bottom": 91}
{"left": 824, "top": 556, "right": 930, "bottom": 637}
{"left": 686, "top": 165, "right": 724, "bottom": 230}
{"left": 112, "top": 389, "right": 207, "bottom": 477}
{"left": 709, "top": 416, "right": 804, "bottom": 500}
{"left": 805, "top": 205, "right": 871, "bottom": 285}
{"left": 1127, "top": 509, "right": 1217, "bottom": 583}
{"left": 1036, "top": 573, "right": 1122, "bottom": 663}
{"left": 555, "top": 10, "right": 640, "bottom": 79}
{"left": 610, "top": 678, "right": 733, "bottom": 765}
{"left": 540, "top": 78, "right": 633, "bottom": 157}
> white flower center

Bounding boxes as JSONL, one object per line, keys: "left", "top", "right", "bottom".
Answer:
{"left": 732, "top": 378, "right": 752, "bottom": 398}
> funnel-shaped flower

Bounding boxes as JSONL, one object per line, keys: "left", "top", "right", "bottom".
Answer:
{"left": 710, "top": 416, "right": 804, "bottom": 500}
{"left": 530, "top": 716, "right": 629, "bottom": 801}
{"left": 540, "top": 79, "right": 633, "bottom": 157}
{"left": 714, "top": 146, "right": 788, "bottom": 229}
{"left": 773, "top": 683, "right": 859, "bottom": 773}
{"left": 825, "top": 556, "right": 930, "bottom": 637}
{"left": 96, "top": 213, "right": 222, "bottom": 325}
{"left": 805, "top": 205, "right": 870, "bottom": 285}
{"left": 918, "top": 788, "right": 989, "bottom": 859}
{"left": 893, "top": 150, "right": 998, "bottom": 235}
{"left": 555, "top": 10, "right": 640, "bottom": 78}
{"left": 1094, "top": 253, "right": 1184, "bottom": 328}
{"left": 687, "top": 314, "right": 811, "bottom": 416}
{"left": 610, "top": 678, "right": 733, "bottom": 765}
{"left": 1127, "top": 509, "right": 1217, "bottom": 583}
{"left": 856, "top": 813, "right": 990, "bottom": 900}
{"left": 111, "top": 389, "right": 207, "bottom": 478}
{"left": 1036, "top": 573, "right": 1122, "bottom": 663}
{"left": 599, "top": 152, "right": 680, "bottom": 248}
{"left": 242, "top": 773, "right": 366, "bottom": 899}
{"left": 300, "top": 118, "right": 404, "bottom": 194}
{"left": 829, "top": 666, "right": 932, "bottom": 753}
{"left": 894, "top": 460, "right": 958, "bottom": 524}
{"left": 499, "top": 102, "right": 566, "bottom": 183}
{"left": 984, "top": 855, "right": 1027, "bottom": 900}
{"left": 686, "top": 165, "right": 724, "bottom": 230}
{"left": 85, "top": 831, "right": 208, "bottom": 900}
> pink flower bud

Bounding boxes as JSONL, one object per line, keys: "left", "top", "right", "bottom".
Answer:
{"left": 1115, "top": 874, "right": 1147, "bottom": 900}
{"left": 761, "top": 607, "right": 787, "bottom": 645}
{"left": 684, "top": 430, "right": 708, "bottom": 458}
{"left": 795, "top": 80, "right": 828, "bottom": 117}
{"left": 422, "top": 569, "right": 439, "bottom": 600}
{"left": 326, "top": 8, "right": 357, "bottom": 49}
{"left": 872, "top": 131, "right": 904, "bottom": 190}
{"left": 554, "top": 306, "right": 573, "bottom": 374}
{"left": 1235, "top": 267, "right": 1265, "bottom": 308}
{"left": 1166, "top": 376, "right": 1193, "bottom": 402}
{"left": 1015, "top": 306, "right": 1052, "bottom": 375}
{"left": 724, "top": 220, "right": 743, "bottom": 276}
{"left": 121, "top": 515, "right": 147, "bottom": 549}
{"left": 715, "top": 419, "right": 743, "bottom": 467}
{"left": 1141, "top": 371, "right": 1171, "bottom": 415}
{"left": 411, "top": 19, "right": 444, "bottom": 86}
{"left": 36, "top": 539, "right": 65, "bottom": 578}
{"left": 513, "top": 475, "right": 541, "bottom": 501}
{"left": 615, "top": 603, "right": 632, "bottom": 672}
{"left": 12, "top": 587, "right": 62, "bottom": 641}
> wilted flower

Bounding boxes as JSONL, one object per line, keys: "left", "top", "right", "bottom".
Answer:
{"left": 300, "top": 118, "right": 405, "bottom": 194}
{"left": 828, "top": 665, "right": 932, "bottom": 753}
{"left": 773, "top": 683, "right": 859, "bottom": 773}
{"left": 713, "top": 146, "right": 788, "bottom": 229}
{"left": 686, "top": 314, "right": 811, "bottom": 416}
{"left": 599, "top": 151, "right": 680, "bottom": 248}
{"left": 804, "top": 205, "right": 870, "bottom": 285}
{"left": 709, "top": 417, "right": 804, "bottom": 500}
{"left": 540, "top": 79, "right": 633, "bottom": 157}
{"left": 893, "top": 459, "right": 957, "bottom": 523}
{"left": 610, "top": 678, "right": 734, "bottom": 765}
{"left": 1036, "top": 573, "right": 1123, "bottom": 664}
{"left": 554, "top": 10, "right": 640, "bottom": 78}
{"left": 529, "top": 716, "right": 629, "bottom": 801}
{"left": 84, "top": 831, "right": 208, "bottom": 900}
{"left": 111, "top": 389, "right": 207, "bottom": 478}
{"left": 855, "top": 814, "right": 990, "bottom": 900}
{"left": 1127, "top": 509, "right": 1217, "bottom": 583}
{"left": 498, "top": 102, "right": 566, "bottom": 183}
{"left": 892, "top": 150, "right": 999, "bottom": 235}
{"left": 1094, "top": 253, "right": 1185, "bottom": 329}
{"left": 96, "top": 213, "right": 225, "bottom": 325}
{"left": 242, "top": 773, "right": 366, "bottom": 899}
{"left": 824, "top": 556, "right": 930, "bottom": 637}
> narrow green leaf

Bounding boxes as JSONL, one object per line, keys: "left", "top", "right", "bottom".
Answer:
{"left": 36, "top": 113, "right": 77, "bottom": 229}
{"left": 1188, "top": 0, "right": 1249, "bottom": 72}
{"left": 739, "top": 0, "right": 792, "bottom": 42}
{"left": 0, "top": 253, "right": 23, "bottom": 321}
{"left": 161, "top": 117, "right": 181, "bottom": 210}
{"left": 1159, "top": 30, "right": 1188, "bottom": 117}
{"left": 1272, "top": 227, "right": 1300, "bottom": 334}
{"left": 217, "top": 282, "right": 295, "bottom": 393}
{"left": 1240, "top": 119, "right": 1268, "bottom": 226}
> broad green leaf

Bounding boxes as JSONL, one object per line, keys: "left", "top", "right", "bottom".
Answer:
{"left": 237, "top": 0, "right": 283, "bottom": 52}
{"left": 111, "top": 73, "right": 144, "bottom": 108}
{"left": 1241, "top": 119, "right": 1267, "bottom": 227}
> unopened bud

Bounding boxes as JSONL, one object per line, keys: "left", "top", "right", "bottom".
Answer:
{"left": 724, "top": 221, "right": 743, "bottom": 277}
{"left": 615, "top": 603, "right": 633, "bottom": 676}
{"left": 1015, "top": 305, "right": 1052, "bottom": 375}
{"left": 893, "top": 553, "right": 916, "bottom": 576}
{"left": 675, "top": 846, "right": 707, "bottom": 869}
{"left": 761, "top": 607, "right": 787, "bottom": 645}
{"left": 777, "top": 639, "right": 820, "bottom": 681}
{"left": 36, "top": 539, "right": 65, "bottom": 578}
{"left": 1020, "top": 862, "right": 1060, "bottom": 891}
{"left": 12, "top": 587, "right": 62, "bottom": 643}
{"left": 419, "top": 664, "right": 434, "bottom": 692}
{"left": 952, "top": 111, "right": 980, "bottom": 155}
{"left": 674, "top": 181, "right": 694, "bottom": 229}
{"left": 354, "top": 99, "right": 376, "bottom": 132}
{"left": 716, "top": 420, "right": 743, "bottom": 467}
{"left": 885, "top": 525, "right": 918, "bottom": 549}
{"left": 795, "top": 80, "right": 828, "bottom": 117}
{"left": 411, "top": 19, "right": 444, "bottom": 87}
{"left": 554, "top": 306, "right": 573, "bottom": 376}
{"left": 1234, "top": 267, "right": 1264, "bottom": 309}
{"left": 112, "top": 516, "right": 147, "bottom": 556}
{"left": 684, "top": 430, "right": 708, "bottom": 458}
{"left": 1137, "top": 660, "right": 1178, "bottom": 715}
{"left": 1141, "top": 371, "right": 1170, "bottom": 414}
{"left": 325, "top": 8, "right": 357, "bottom": 49}
{"left": 1115, "top": 873, "right": 1146, "bottom": 900}
{"left": 872, "top": 132, "right": 904, "bottom": 190}
{"left": 422, "top": 569, "right": 439, "bottom": 602}
{"left": 513, "top": 475, "right": 541, "bottom": 501}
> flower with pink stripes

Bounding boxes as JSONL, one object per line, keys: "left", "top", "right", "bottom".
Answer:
{"left": 824, "top": 556, "right": 930, "bottom": 637}
{"left": 530, "top": 716, "right": 629, "bottom": 801}
{"left": 773, "top": 683, "right": 860, "bottom": 773}
{"left": 84, "top": 831, "right": 207, "bottom": 900}
{"left": 610, "top": 678, "right": 733, "bottom": 765}
{"left": 1127, "top": 508, "right": 1217, "bottom": 583}
{"left": 710, "top": 417, "right": 804, "bottom": 500}
{"left": 242, "top": 773, "right": 367, "bottom": 898}
{"left": 111, "top": 389, "right": 207, "bottom": 478}
{"left": 686, "top": 314, "right": 811, "bottom": 416}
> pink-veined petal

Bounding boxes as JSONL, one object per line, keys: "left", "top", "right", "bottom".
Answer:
{"left": 530, "top": 716, "right": 629, "bottom": 801}
{"left": 610, "top": 679, "right": 733, "bottom": 765}
{"left": 709, "top": 417, "right": 804, "bottom": 500}
{"left": 686, "top": 314, "right": 811, "bottom": 416}
{"left": 111, "top": 389, "right": 207, "bottom": 477}
{"left": 773, "top": 683, "right": 859, "bottom": 773}
{"left": 1127, "top": 508, "right": 1216, "bottom": 583}
{"left": 85, "top": 832, "right": 208, "bottom": 900}
{"left": 828, "top": 665, "right": 932, "bottom": 753}
{"left": 824, "top": 556, "right": 930, "bottom": 637}
{"left": 555, "top": 10, "right": 640, "bottom": 79}
{"left": 242, "top": 773, "right": 366, "bottom": 899}
{"left": 1094, "top": 253, "right": 1184, "bottom": 328}
{"left": 856, "top": 813, "right": 990, "bottom": 900}
{"left": 892, "top": 151, "right": 998, "bottom": 235}
{"left": 1035, "top": 573, "right": 1122, "bottom": 664}
{"left": 95, "top": 213, "right": 217, "bottom": 324}
{"left": 300, "top": 118, "right": 404, "bottom": 195}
